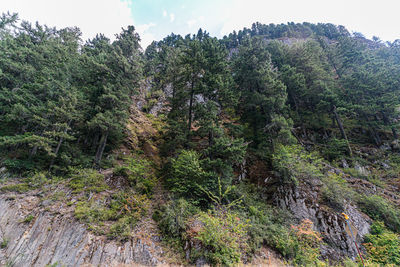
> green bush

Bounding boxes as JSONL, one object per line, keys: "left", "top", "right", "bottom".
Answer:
{"left": 272, "top": 144, "right": 323, "bottom": 185}
{"left": 322, "top": 138, "right": 350, "bottom": 161}
{"left": 358, "top": 195, "right": 400, "bottom": 232}
{"left": 321, "top": 172, "right": 356, "bottom": 210}
{"left": 155, "top": 198, "right": 198, "bottom": 239}
{"left": 194, "top": 210, "right": 249, "bottom": 266}
{"left": 23, "top": 214, "right": 35, "bottom": 223}
{"left": 363, "top": 221, "right": 400, "bottom": 265}
{"left": 115, "top": 157, "right": 156, "bottom": 195}
{"left": 167, "top": 150, "right": 215, "bottom": 206}
{"left": 0, "top": 237, "right": 9, "bottom": 248}
{"left": 0, "top": 183, "right": 30, "bottom": 193}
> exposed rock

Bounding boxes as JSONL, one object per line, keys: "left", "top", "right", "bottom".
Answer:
{"left": 0, "top": 197, "right": 163, "bottom": 267}
{"left": 354, "top": 163, "right": 370, "bottom": 177}
{"left": 274, "top": 180, "right": 371, "bottom": 261}
{"left": 391, "top": 139, "right": 400, "bottom": 151}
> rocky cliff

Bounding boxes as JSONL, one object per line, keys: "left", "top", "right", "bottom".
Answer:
{"left": 0, "top": 193, "right": 164, "bottom": 267}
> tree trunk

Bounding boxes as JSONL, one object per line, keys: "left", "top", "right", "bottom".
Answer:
{"left": 187, "top": 81, "right": 195, "bottom": 143}
{"left": 49, "top": 120, "right": 72, "bottom": 169}
{"left": 93, "top": 131, "right": 109, "bottom": 168}
{"left": 333, "top": 106, "right": 352, "bottom": 156}
{"left": 91, "top": 132, "right": 100, "bottom": 152}
{"left": 392, "top": 127, "right": 398, "bottom": 140}
{"left": 30, "top": 145, "right": 38, "bottom": 157}
{"left": 49, "top": 137, "right": 63, "bottom": 169}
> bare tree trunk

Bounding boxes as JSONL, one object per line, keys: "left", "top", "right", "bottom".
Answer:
{"left": 93, "top": 131, "right": 109, "bottom": 168}
{"left": 187, "top": 81, "right": 194, "bottom": 143}
{"left": 333, "top": 106, "right": 352, "bottom": 156}
{"left": 49, "top": 120, "right": 72, "bottom": 169}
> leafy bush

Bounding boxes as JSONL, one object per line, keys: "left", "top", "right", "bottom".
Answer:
{"left": 272, "top": 144, "right": 323, "bottom": 185}
{"left": 114, "top": 157, "right": 156, "bottom": 195}
{"left": 154, "top": 198, "right": 198, "bottom": 239}
{"left": 193, "top": 210, "right": 249, "bottom": 266}
{"left": 167, "top": 150, "right": 215, "bottom": 206}
{"left": 290, "top": 219, "right": 323, "bottom": 266}
{"left": 358, "top": 195, "right": 400, "bottom": 232}
{"left": 0, "top": 237, "right": 9, "bottom": 249}
{"left": 322, "top": 138, "right": 350, "bottom": 161}
{"left": 23, "top": 214, "right": 35, "bottom": 223}
{"left": 363, "top": 221, "right": 400, "bottom": 265}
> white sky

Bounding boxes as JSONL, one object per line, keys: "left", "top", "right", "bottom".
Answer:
{"left": 1, "top": 0, "right": 399, "bottom": 48}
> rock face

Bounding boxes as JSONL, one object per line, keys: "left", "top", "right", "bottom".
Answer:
{"left": 274, "top": 180, "right": 371, "bottom": 261}
{"left": 0, "top": 197, "right": 163, "bottom": 267}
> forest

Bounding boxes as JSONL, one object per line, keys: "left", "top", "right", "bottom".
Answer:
{"left": 1, "top": 11, "right": 400, "bottom": 266}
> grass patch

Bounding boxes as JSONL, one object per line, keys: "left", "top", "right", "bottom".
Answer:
{"left": 68, "top": 168, "right": 108, "bottom": 193}
{"left": 74, "top": 190, "right": 150, "bottom": 240}
{"left": 22, "top": 214, "right": 35, "bottom": 223}
{"left": 0, "top": 237, "right": 9, "bottom": 249}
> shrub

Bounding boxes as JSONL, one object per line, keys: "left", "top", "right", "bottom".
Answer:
{"left": 321, "top": 172, "right": 356, "bottom": 210}
{"left": 115, "top": 157, "right": 156, "bottom": 195}
{"left": 23, "top": 214, "right": 35, "bottom": 223}
{"left": 363, "top": 221, "right": 400, "bottom": 265}
{"left": 0, "top": 183, "right": 30, "bottom": 193}
{"left": 290, "top": 219, "right": 323, "bottom": 266}
{"left": 0, "top": 237, "right": 9, "bottom": 248}
{"left": 358, "top": 195, "right": 400, "bottom": 232}
{"left": 155, "top": 198, "right": 198, "bottom": 239}
{"left": 322, "top": 138, "right": 350, "bottom": 161}
{"left": 167, "top": 150, "right": 214, "bottom": 206}
{"left": 193, "top": 210, "right": 249, "bottom": 266}
{"left": 272, "top": 144, "right": 323, "bottom": 185}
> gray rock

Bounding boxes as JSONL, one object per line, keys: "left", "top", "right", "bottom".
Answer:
{"left": 0, "top": 198, "right": 163, "bottom": 267}
{"left": 274, "top": 181, "right": 370, "bottom": 260}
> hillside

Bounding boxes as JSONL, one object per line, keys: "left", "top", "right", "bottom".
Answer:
{"left": 1, "top": 13, "right": 400, "bottom": 266}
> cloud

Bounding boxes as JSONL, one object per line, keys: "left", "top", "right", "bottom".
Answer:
{"left": 163, "top": 10, "right": 167, "bottom": 17}
{"left": 1, "top": 0, "right": 135, "bottom": 41}
{"left": 187, "top": 19, "right": 197, "bottom": 28}
{"left": 219, "top": 0, "right": 400, "bottom": 41}
{"left": 169, "top": 13, "right": 175, "bottom": 22}
{"left": 136, "top": 22, "right": 156, "bottom": 48}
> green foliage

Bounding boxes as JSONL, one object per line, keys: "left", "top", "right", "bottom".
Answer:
{"left": 0, "top": 183, "right": 30, "bottom": 193}
{"left": 321, "top": 172, "right": 356, "bottom": 210}
{"left": 0, "top": 237, "right": 9, "bottom": 249}
{"left": 272, "top": 144, "right": 323, "bottom": 185}
{"left": 364, "top": 221, "right": 400, "bottom": 265}
{"left": 322, "top": 138, "right": 351, "bottom": 161}
{"left": 114, "top": 157, "right": 156, "bottom": 195}
{"left": 193, "top": 210, "right": 249, "bottom": 266}
{"left": 155, "top": 198, "right": 198, "bottom": 239}
{"left": 23, "top": 214, "right": 35, "bottom": 223}
{"left": 167, "top": 150, "right": 213, "bottom": 205}
{"left": 358, "top": 195, "right": 400, "bottom": 232}
{"left": 74, "top": 191, "right": 150, "bottom": 240}
{"left": 68, "top": 168, "right": 108, "bottom": 193}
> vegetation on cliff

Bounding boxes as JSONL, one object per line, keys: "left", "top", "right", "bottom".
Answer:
{"left": 1, "top": 12, "right": 400, "bottom": 266}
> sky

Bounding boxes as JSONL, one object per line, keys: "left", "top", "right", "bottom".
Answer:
{"left": 1, "top": 0, "right": 400, "bottom": 48}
